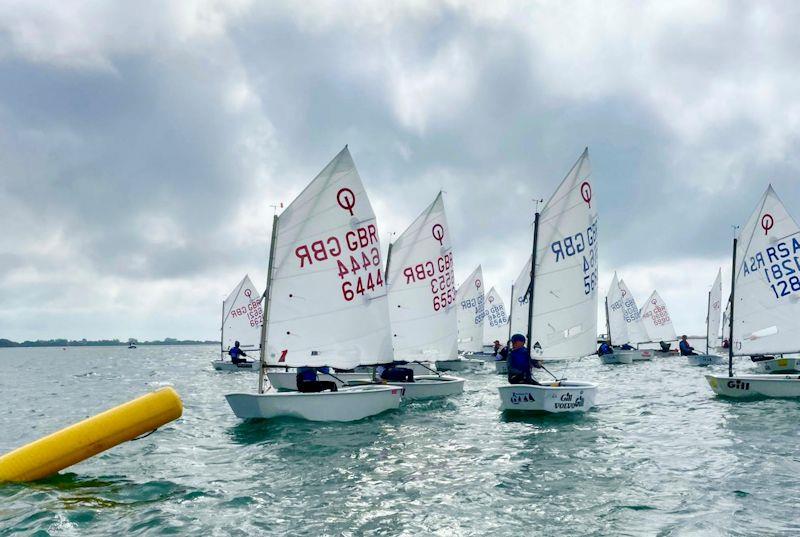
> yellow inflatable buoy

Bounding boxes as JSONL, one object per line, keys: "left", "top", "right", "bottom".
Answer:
{"left": 0, "top": 387, "right": 182, "bottom": 482}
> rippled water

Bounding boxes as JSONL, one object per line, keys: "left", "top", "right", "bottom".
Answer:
{"left": 1, "top": 346, "right": 799, "bottom": 536}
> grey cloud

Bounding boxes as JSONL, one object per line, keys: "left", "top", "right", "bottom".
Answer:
{"left": 2, "top": 1, "right": 800, "bottom": 339}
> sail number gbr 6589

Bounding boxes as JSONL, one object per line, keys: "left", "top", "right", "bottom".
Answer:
{"left": 549, "top": 217, "right": 598, "bottom": 295}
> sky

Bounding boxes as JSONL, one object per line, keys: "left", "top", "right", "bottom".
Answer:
{"left": 2, "top": 0, "right": 800, "bottom": 341}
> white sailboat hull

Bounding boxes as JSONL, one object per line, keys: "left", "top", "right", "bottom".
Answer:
{"left": 498, "top": 381, "right": 597, "bottom": 413}
{"left": 225, "top": 385, "right": 403, "bottom": 421}
{"left": 266, "top": 371, "right": 372, "bottom": 391}
{"left": 600, "top": 353, "right": 634, "bottom": 364}
{"left": 436, "top": 357, "right": 485, "bottom": 371}
{"left": 705, "top": 374, "right": 800, "bottom": 399}
{"left": 622, "top": 349, "right": 652, "bottom": 361}
{"left": 494, "top": 360, "right": 508, "bottom": 374}
{"left": 386, "top": 375, "right": 465, "bottom": 400}
{"left": 212, "top": 360, "right": 258, "bottom": 372}
{"left": 753, "top": 358, "right": 800, "bottom": 374}
{"left": 353, "top": 363, "right": 437, "bottom": 375}
{"left": 686, "top": 354, "right": 724, "bottom": 366}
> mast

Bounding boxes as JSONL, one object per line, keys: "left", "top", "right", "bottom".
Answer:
{"left": 604, "top": 296, "right": 611, "bottom": 345}
{"left": 705, "top": 288, "right": 711, "bottom": 354}
{"left": 385, "top": 242, "right": 394, "bottom": 284}
{"left": 220, "top": 301, "right": 225, "bottom": 359}
{"left": 507, "top": 284, "right": 515, "bottom": 343}
{"left": 728, "top": 237, "right": 737, "bottom": 378}
{"left": 526, "top": 212, "right": 540, "bottom": 347}
{"left": 258, "top": 214, "right": 279, "bottom": 394}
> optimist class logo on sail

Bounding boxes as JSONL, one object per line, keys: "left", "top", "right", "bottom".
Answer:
{"left": 293, "top": 189, "right": 385, "bottom": 302}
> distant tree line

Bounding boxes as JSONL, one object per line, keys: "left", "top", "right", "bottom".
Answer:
{"left": 0, "top": 338, "right": 218, "bottom": 348}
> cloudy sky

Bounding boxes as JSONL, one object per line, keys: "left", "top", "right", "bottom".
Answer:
{"left": 2, "top": 0, "right": 799, "bottom": 341}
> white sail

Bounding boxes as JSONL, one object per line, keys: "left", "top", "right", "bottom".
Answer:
{"left": 640, "top": 290, "right": 677, "bottom": 342}
{"left": 732, "top": 185, "right": 800, "bottom": 355}
{"left": 721, "top": 296, "right": 731, "bottom": 345}
{"left": 222, "top": 275, "right": 263, "bottom": 351}
{"left": 264, "top": 147, "right": 393, "bottom": 369}
{"left": 605, "top": 272, "right": 629, "bottom": 346}
{"left": 509, "top": 256, "right": 532, "bottom": 338}
{"left": 530, "top": 148, "right": 598, "bottom": 359}
{"left": 387, "top": 192, "right": 458, "bottom": 361}
{"left": 456, "top": 265, "right": 484, "bottom": 352}
{"left": 618, "top": 279, "right": 649, "bottom": 344}
{"left": 707, "top": 269, "right": 723, "bottom": 345}
{"left": 483, "top": 287, "right": 509, "bottom": 345}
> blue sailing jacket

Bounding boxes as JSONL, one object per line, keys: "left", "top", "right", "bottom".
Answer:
{"left": 507, "top": 347, "right": 532, "bottom": 376}
{"left": 297, "top": 367, "right": 317, "bottom": 382}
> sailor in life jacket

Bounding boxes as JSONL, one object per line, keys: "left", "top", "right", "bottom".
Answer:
{"left": 679, "top": 335, "right": 697, "bottom": 356}
{"left": 228, "top": 341, "right": 248, "bottom": 364}
{"left": 376, "top": 362, "right": 415, "bottom": 383}
{"left": 507, "top": 333, "right": 542, "bottom": 385}
{"left": 493, "top": 340, "right": 508, "bottom": 361}
{"left": 597, "top": 341, "right": 613, "bottom": 356}
{"left": 296, "top": 366, "right": 338, "bottom": 393}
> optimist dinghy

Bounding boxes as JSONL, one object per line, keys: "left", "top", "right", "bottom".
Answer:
{"left": 706, "top": 185, "right": 800, "bottom": 399}
{"left": 497, "top": 149, "right": 599, "bottom": 414}
{"left": 380, "top": 192, "right": 466, "bottom": 399}
{"left": 602, "top": 273, "right": 647, "bottom": 364}
{"left": 439, "top": 265, "right": 487, "bottom": 371}
{"left": 753, "top": 356, "right": 800, "bottom": 374}
{"left": 686, "top": 270, "right": 724, "bottom": 366}
{"left": 225, "top": 147, "right": 402, "bottom": 421}
{"left": 266, "top": 370, "right": 370, "bottom": 391}
{"left": 354, "top": 362, "right": 436, "bottom": 376}
{"left": 212, "top": 275, "right": 262, "bottom": 372}
{"left": 600, "top": 271, "right": 641, "bottom": 364}
{"left": 435, "top": 356, "right": 485, "bottom": 371}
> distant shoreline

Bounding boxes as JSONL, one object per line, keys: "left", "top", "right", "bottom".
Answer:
{"left": 0, "top": 339, "right": 219, "bottom": 348}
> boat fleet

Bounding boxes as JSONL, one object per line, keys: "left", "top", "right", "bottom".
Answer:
{"left": 213, "top": 147, "right": 800, "bottom": 422}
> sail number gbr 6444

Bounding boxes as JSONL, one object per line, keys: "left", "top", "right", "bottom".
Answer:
{"left": 294, "top": 223, "right": 384, "bottom": 302}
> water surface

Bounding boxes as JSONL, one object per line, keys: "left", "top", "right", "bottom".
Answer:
{"left": 1, "top": 346, "right": 798, "bottom": 535}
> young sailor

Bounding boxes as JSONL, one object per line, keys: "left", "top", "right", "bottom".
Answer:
{"left": 228, "top": 341, "right": 248, "bottom": 364}
{"left": 597, "top": 341, "right": 613, "bottom": 356}
{"left": 376, "top": 363, "right": 415, "bottom": 382}
{"left": 492, "top": 340, "right": 507, "bottom": 361}
{"left": 296, "top": 366, "right": 338, "bottom": 393}
{"left": 679, "top": 335, "right": 697, "bottom": 356}
{"left": 507, "top": 333, "right": 542, "bottom": 385}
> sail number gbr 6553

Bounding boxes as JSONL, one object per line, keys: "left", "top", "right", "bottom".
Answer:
{"left": 399, "top": 252, "right": 455, "bottom": 312}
